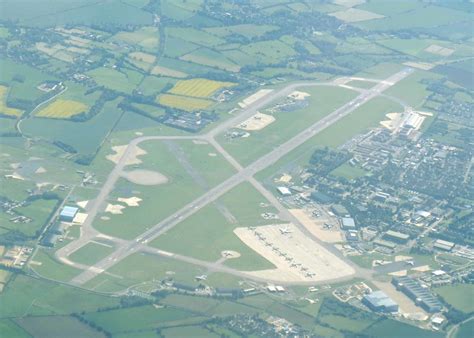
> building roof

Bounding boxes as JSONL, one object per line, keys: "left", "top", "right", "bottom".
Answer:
{"left": 60, "top": 206, "right": 79, "bottom": 218}
{"left": 385, "top": 230, "right": 410, "bottom": 240}
{"left": 277, "top": 187, "right": 292, "bottom": 195}
{"left": 342, "top": 217, "right": 356, "bottom": 228}
{"left": 364, "top": 291, "right": 398, "bottom": 309}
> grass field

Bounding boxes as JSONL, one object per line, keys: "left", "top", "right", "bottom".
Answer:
{"left": 167, "top": 27, "right": 225, "bottom": 47}
{"left": 205, "top": 24, "right": 278, "bottom": 39}
{"left": 0, "top": 274, "right": 120, "bottom": 318}
{"left": 15, "top": 315, "right": 104, "bottom": 338}
{"left": 241, "top": 40, "right": 296, "bottom": 65}
{"left": 0, "top": 319, "right": 30, "bottom": 338}
{"left": 455, "top": 318, "right": 474, "bottom": 338}
{"left": 30, "top": 248, "right": 82, "bottom": 282}
{"left": 36, "top": 99, "right": 88, "bottom": 119}
{"left": 180, "top": 48, "right": 241, "bottom": 72}
{"left": 435, "top": 284, "right": 474, "bottom": 313}
{"left": 219, "top": 85, "right": 357, "bottom": 166}
{"left": 113, "top": 26, "right": 159, "bottom": 50}
{"left": 87, "top": 67, "right": 143, "bottom": 94}
{"left": 157, "top": 94, "right": 213, "bottom": 112}
{"left": 0, "top": 86, "right": 22, "bottom": 117}
{"left": 83, "top": 305, "right": 192, "bottom": 334}
{"left": 330, "top": 162, "right": 368, "bottom": 180}
{"left": 68, "top": 241, "right": 115, "bottom": 266}
{"left": 169, "top": 78, "right": 235, "bottom": 98}
{"left": 150, "top": 203, "right": 275, "bottom": 271}
{"left": 82, "top": 252, "right": 205, "bottom": 293}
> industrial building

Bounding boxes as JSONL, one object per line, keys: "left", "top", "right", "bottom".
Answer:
{"left": 362, "top": 290, "right": 399, "bottom": 313}
{"left": 392, "top": 276, "right": 443, "bottom": 313}
{"left": 59, "top": 206, "right": 79, "bottom": 222}
{"left": 433, "top": 239, "right": 455, "bottom": 251}
{"left": 384, "top": 230, "right": 410, "bottom": 243}
{"left": 341, "top": 217, "right": 356, "bottom": 230}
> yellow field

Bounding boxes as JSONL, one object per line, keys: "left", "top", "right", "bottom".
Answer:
{"left": 36, "top": 99, "right": 88, "bottom": 119}
{"left": 169, "top": 78, "right": 235, "bottom": 98}
{"left": 158, "top": 94, "right": 213, "bottom": 112}
{"left": 0, "top": 86, "right": 23, "bottom": 117}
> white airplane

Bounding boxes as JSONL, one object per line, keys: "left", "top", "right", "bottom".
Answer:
{"left": 405, "top": 260, "right": 415, "bottom": 266}
{"left": 279, "top": 227, "right": 293, "bottom": 235}
{"left": 195, "top": 275, "right": 207, "bottom": 281}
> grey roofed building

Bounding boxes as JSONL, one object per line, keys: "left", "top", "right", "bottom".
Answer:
{"left": 392, "top": 276, "right": 443, "bottom": 313}
{"left": 362, "top": 290, "right": 398, "bottom": 313}
{"left": 384, "top": 230, "right": 410, "bottom": 243}
{"left": 341, "top": 217, "right": 356, "bottom": 229}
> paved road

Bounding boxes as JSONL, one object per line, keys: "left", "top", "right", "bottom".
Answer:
{"left": 66, "top": 69, "right": 412, "bottom": 286}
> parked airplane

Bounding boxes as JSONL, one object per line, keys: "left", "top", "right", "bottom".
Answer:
{"left": 195, "top": 275, "right": 207, "bottom": 281}
{"left": 279, "top": 226, "right": 293, "bottom": 234}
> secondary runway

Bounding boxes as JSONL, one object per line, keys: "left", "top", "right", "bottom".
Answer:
{"left": 57, "top": 69, "right": 412, "bottom": 286}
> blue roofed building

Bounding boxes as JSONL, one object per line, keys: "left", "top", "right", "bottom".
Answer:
{"left": 60, "top": 206, "right": 79, "bottom": 222}
{"left": 362, "top": 290, "right": 399, "bottom": 313}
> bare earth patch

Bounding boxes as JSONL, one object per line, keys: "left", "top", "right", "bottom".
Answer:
{"left": 290, "top": 209, "right": 343, "bottom": 243}
{"left": 237, "top": 112, "right": 275, "bottom": 131}
{"left": 121, "top": 169, "right": 168, "bottom": 186}
{"left": 117, "top": 196, "right": 142, "bottom": 207}
{"left": 288, "top": 91, "right": 310, "bottom": 100}
{"left": 105, "top": 204, "right": 126, "bottom": 215}
{"left": 106, "top": 145, "right": 147, "bottom": 165}
{"left": 234, "top": 224, "right": 354, "bottom": 283}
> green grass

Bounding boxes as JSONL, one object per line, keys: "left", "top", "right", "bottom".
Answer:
{"left": 167, "top": 27, "right": 224, "bottom": 47}
{"left": 68, "top": 241, "right": 115, "bottom": 266}
{"left": 22, "top": 98, "right": 123, "bottom": 155}
{"left": 15, "top": 315, "right": 103, "bottom": 338}
{"left": 181, "top": 48, "right": 240, "bottom": 72}
{"left": 150, "top": 203, "right": 275, "bottom": 271}
{"left": 205, "top": 24, "right": 278, "bottom": 39}
{"left": 455, "top": 318, "right": 474, "bottom": 338}
{"left": 0, "top": 319, "right": 30, "bottom": 338}
{"left": 0, "top": 274, "right": 121, "bottom": 318}
{"left": 219, "top": 86, "right": 357, "bottom": 166}
{"left": 363, "top": 318, "right": 444, "bottom": 338}
{"left": 161, "top": 326, "right": 218, "bottom": 338}
{"left": 86, "top": 67, "right": 142, "bottom": 94}
{"left": 435, "top": 284, "right": 474, "bottom": 313}
{"left": 330, "top": 162, "right": 368, "bottom": 180}
{"left": 82, "top": 253, "right": 204, "bottom": 293}
{"left": 83, "top": 305, "right": 192, "bottom": 334}
{"left": 320, "top": 314, "right": 373, "bottom": 332}
{"left": 30, "top": 249, "right": 82, "bottom": 282}
{"left": 241, "top": 40, "right": 296, "bottom": 65}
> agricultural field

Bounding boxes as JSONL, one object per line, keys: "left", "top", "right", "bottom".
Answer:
{"left": 157, "top": 94, "right": 213, "bottom": 112}
{"left": 112, "top": 26, "right": 159, "bottom": 51}
{"left": 86, "top": 67, "right": 143, "bottom": 94}
{"left": 0, "top": 86, "right": 23, "bottom": 118}
{"left": 204, "top": 24, "right": 278, "bottom": 39}
{"left": 435, "top": 284, "right": 474, "bottom": 313}
{"left": 36, "top": 99, "right": 88, "bottom": 119}
{"left": 180, "top": 48, "right": 241, "bottom": 72}
{"left": 168, "top": 78, "right": 235, "bottom": 98}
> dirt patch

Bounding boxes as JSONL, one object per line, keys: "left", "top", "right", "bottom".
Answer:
{"left": 221, "top": 250, "right": 241, "bottom": 259}
{"left": 77, "top": 200, "right": 88, "bottom": 209}
{"left": 288, "top": 91, "right": 310, "bottom": 100}
{"left": 105, "top": 204, "right": 126, "bottom": 215}
{"left": 289, "top": 209, "right": 343, "bottom": 243}
{"left": 234, "top": 224, "right": 354, "bottom": 283}
{"left": 117, "top": 196, "right": 142, "bottom": 207}
{"left": 106, "top": 145, "right": 147, "bottom": 166}
{"left": 72, "top": 212, "right": 88, "bottom": 225}
{"left": 237, "top": 112, "right": 275, "bottom": 131}
{"left": 121, "top": 169, "right": 168, "bottom": 186}
{"left": 403, "top": 61, "right": 434, "bottom": 70}
{"left": 424, "top": 44, "right": 454, "bottom": 56}
{"left": 35, "top": 166, "right": 47, "bottom": 174}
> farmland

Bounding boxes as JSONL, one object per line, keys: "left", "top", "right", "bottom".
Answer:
{"left": 0, "top": 86, "right": 23, "bottom": 117}
{"left": 169, "top": 78, "right": 235, "bottom": 98}
{"left": 157, "top": 94, "right": 213, "bottom": 111}
{"left": 36, "top": 99, "right": 88, "bottom": 119}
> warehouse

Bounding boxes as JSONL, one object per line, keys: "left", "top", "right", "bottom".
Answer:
{"left": 433, "top": 239, "right": 455, "bottom": 251}
{"left": 384, "top": 230, "right": 410, "bottom": 243}
{"left": 362, "top": 290, "right": 399, "bottom": 313}
{"left": 59, "top": 206, "right": 79, "bottom": 222}
{"left": 392, "top": 276, "right": 443, "bottom": 313}
{"left": 341, "top": 217, "right": 356, "bottom": 230}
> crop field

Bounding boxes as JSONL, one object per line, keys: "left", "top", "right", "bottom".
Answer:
{"left": 113, "top": 26, "right": 159, "bottom": 50}
{"left": 219, "top": 86, "right": 357, "bottom": 166}
{"left": 169, "top": 78, "right": 235, "bottom": 98}
{"left": 163, "top": 36, "right": 200, "bottom": 58}
{"left": 329, "top": 8, "right": 384, "bottom": 23}
{"left": 150, "top": 65, "right": 187, "bottom": 78}
{"left": 36, "top": 99, "right": 88, "bottom": 119}
{"left": 150, "top": 203, "right": 275, "bottom": 271}
{"left": 180, "top": 48, "right": 241, "bottom": 72}
{"left": 0, "top": 274, "right": 121, "bottom": 318}
{"left": 435, "top": 284, "right": 474, "bottom": 313}
{"left": 137, "top": 76, "right": 176, "bottom": 96}
{"left": 157, "top": 94, "right": 213, "bottom": 112}
{"left": 68, "top": 241, "right": 115, "bottom": 266}
{"left": 0, "top": 319, "right": 30, "bottom": 338}
{"left": 0, "top": 86, "right": 22, "bottom": 117}
{"left": 82, "top": 252, "right": 205, "bottom": 293}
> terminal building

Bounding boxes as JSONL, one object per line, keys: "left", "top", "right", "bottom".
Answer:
{"left": 59, "top": 206, "right": 79, "bottom": 222}
{"left": 362, "top": 290, "right": 399, "bottom": 313}
{"left": 392, "top": 276, "right": 443, "bottom": 313}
